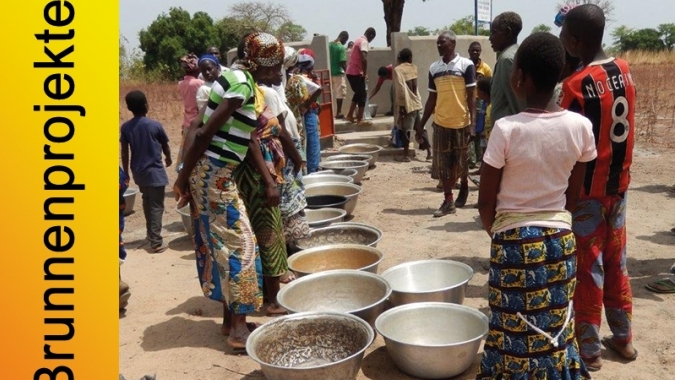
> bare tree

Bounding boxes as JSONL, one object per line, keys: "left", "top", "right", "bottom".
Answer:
{"left": 556, "top": 0, "right": 615, "bottom": 24}
{"left": 229, "top": 1, "right": 293, "bottom": 33}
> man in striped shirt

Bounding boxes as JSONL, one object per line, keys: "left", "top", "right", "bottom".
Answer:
{"left": 415, "top": 30, "right": 476, "bottom": 217}
{"left": 559, "top": 4, "right": 638, "bottom": 371}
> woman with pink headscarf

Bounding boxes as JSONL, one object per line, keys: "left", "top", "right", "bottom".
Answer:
{"left": 177, "top": 53, "right": 204, "bottom": 172}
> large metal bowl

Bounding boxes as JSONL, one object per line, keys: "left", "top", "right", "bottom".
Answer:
{"left": 338, "top": 143, "right": 383, "bottom": 168}
{"left": 123, "top": 187, "right": 138, "bottom": 216}
{"left": 304, "top": 183, "right": 363, "bottom": 217}
{"left": 304, "top": 208, "right": 347, "bottom": 228}
{"left": 295, "top": 222, "right": 383, "bottom": 251}
{"left": 307, "top": 170, "right": 336, "bottom": 175}
{"left": 288, "top": 244, "right": 384, "bottom": 278}
{"left": 380, "top": 260, "right": 474, "bottom": 307}
{"left": 319, "top": 160, "right": 369, "bottom": 184}
{"left": 375, "top": 302, "right": 488, "bottom": 379}
{"left": 325, "top": 154, "right": 373, "bottom": 166}
{"left": 338, "top": 168, "right": 358, "bottom": 181}
{"left": 247, "top": 311, "right": 374, "bottom": 380}
{"left": 302, "top": 173, "right": 354, "bottom": 187}
{"left": 277, "top": 270, "right": 392, "bottom": 327}
{"left": 305, "top": 195, "right": 349, "bottom": 210}
{"left": 176, "top": 206, "right": 194, "bottom": 237}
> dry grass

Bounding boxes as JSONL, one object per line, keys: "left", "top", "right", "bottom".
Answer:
{"left": 618, "top": 50, "right": 675, "bottom": 65}
{"left": 630, "top": 64, "right": 675, "bottom": 145}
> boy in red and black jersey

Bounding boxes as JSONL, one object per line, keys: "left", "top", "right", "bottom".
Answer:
{"left": 559, "top": 3, "right": 638, "bottom": 372}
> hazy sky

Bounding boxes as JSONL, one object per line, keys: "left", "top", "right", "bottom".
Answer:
{"left": 119, "top": 0, "right": 672, "bottom": 52}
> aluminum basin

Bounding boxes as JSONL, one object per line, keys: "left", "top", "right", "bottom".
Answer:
{"left": 319, "top": 160, "right": 368, "bottom": 184}
{"left": 302, "top": 174, "right": 354, "bottom": 187}
{"left": 123, "top": 187, "right": 138, "bottom": 216}
{"left": 288, "top": 243, "right": 384, "bottom": 278}
{"left": 305, "top": 195, "right": 348, "bottom": 210}
{"left": 338, "top": 144, "right": 383, "bottom": 168}
{"left": 376, "top": 302, "right": 488, "bottom": 379}
{"left": 247, "top": 311, "right": 374, "bottom": 380}
{"left": 325, "top": 154, "right": 373, "bottom": 170}
{"left": 277, "top": 270, "right": 392, "bottom": 327}
{"left": 380, "top": 260, "right": 474, "bottom": 307}
{"left": 304, "top": 183, "right": 362, "bottom": 216}
{"left": 304, "top": 208, "right": 347, "bottom": 228}
{"left": 295, "top": 222, "right": 383, "bottom": 251}
{"left": 176, "top": 205, "right": 194, "bottom": 237}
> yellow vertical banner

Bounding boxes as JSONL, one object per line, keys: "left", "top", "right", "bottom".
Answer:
{"left": 0, "top": 1, "right": 119, "bottom": 379}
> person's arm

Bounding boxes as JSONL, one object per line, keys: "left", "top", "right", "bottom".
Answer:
{"left": 477, "top": 163, "right": 503, "bottom": 236}
{"left": 174, "top": 97, "right": 244, "bottom": 204}
{"left": 466, "top": 86, "right": 477, "bottom": 137}
{"left": 121, "top": 140, "right": 130, "bottom": 176}
{"left": 465, "top": 63, "right": 477, "bottom": 138}
{"left": 247, "top": 135, "right": 280, "bottom": 207}
{"left": 339, "top": 46, "right": 347, "bottom": 72}
{"left": 278, "top": 119, "right": 304, "bottom": 174}
{"left": 477, "top": 120, "right": 507, "bottom": 236}
{"left": 156, "top": 123, "right": 172, "bottom": 167}
{"left": 370, "top": 79, "right": 383, "bottom": 99}
{"left": 360, "top": 51, "right": 368, "bottom": 78}
{"left": 414, "top": 70, "right": 437, "bottom": 139}
{"left": 162, "top": 143, "right": 172, "bottom": 167}
{"left": 565, "top": 162, "right": 587, "bottom": 213}
{"left": 502, "top": 57, "right": 524, "bottom": 113}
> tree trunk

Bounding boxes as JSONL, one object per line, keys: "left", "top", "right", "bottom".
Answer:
{"left": 382, "top": 0, "right": 405, "bottom": 47}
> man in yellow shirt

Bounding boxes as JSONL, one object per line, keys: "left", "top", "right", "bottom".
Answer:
{"left": 415, "top": 31, "right": 476, "bottom": 217}
{"left": 469, "top": 41, "right": 493, "bottom": 79}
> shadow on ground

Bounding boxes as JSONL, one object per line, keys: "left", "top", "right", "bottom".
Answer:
{"left": 141, "top": 316, "right": 226, "bottom": 352}
{"left": 382, "top": 208, "right": 434, "bottom": 216}
{"left": 631, "top": 184, "right": 675, "bottom": 197}
{"left": 635, "top": 230, "right": 675, "bottom": 246}
{"left": 166, "top": 296, "right": 222, "bottom": 318}
{"left": 361, "top": 346, "right": 482, "bottom": 380}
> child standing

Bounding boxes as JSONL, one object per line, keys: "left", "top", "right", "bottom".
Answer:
{"left": 559, "top": 4, "right": 638, "bottom": 370}
{"left": 392, "top": 48, "right": 422, "bottom": 162}
{"left": 477, "top": 32, "right": 596, "bottom": 379}
{"left": 120, "top": 90, "right": 172, "bottom": 253}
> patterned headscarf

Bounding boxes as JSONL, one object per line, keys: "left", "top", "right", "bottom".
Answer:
{"left": 235, "top": 32, "right": 285, "bottom": 72}
{"left": 198, "top": 54, "right": 220, "bottom": 67}
{"left": 555, "top": 3, "right": 578, "bottom": 27}
{"left": 296, "top": 48, "right": 315, "bottom": 70}
{"left": 283, "top": 46, "right": 298, "bottom": 70}
{"left": 179, "top": 53, "right": 199, "bottom": 72}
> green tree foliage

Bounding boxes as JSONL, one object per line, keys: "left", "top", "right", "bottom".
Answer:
{"left": 658, "top": 23, "right": 675, "bottom": 50}
{"left": 531, "top": 24, "right": 552, "bottom": 34}
{"left": 407, "top": 26, "right": 433, "bottom": 36}
{"left": 612, "top": 25, "right": 671, "bottom": 52}
{"left": 440, "top": 15, "right": 489, "bottom": 36}
{"left": 136, "top": 2, "right": 306, "bottom": 80}
{"left": 139, "top": 8, "right": 220, "bottom": 79}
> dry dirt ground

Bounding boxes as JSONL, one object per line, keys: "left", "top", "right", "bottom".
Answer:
{"left": 119, "top": 99, "right": 675, "bottom": 380}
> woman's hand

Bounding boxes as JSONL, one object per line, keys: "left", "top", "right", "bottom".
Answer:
{"left": 265, "top": 183, "right": 280, "bottom": 207}
{"left": 292, "top": 157, "right": 304, "bottom": 176}
{"left": 173, "top": 178, "right": 191, "bottom": 208}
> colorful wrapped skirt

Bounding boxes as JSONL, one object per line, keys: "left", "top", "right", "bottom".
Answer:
{"left": 187, "top": 156, "right": 263, "bottom": 314}
{"left": 477, "top": 226, "right": 591, "bottom": 380}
